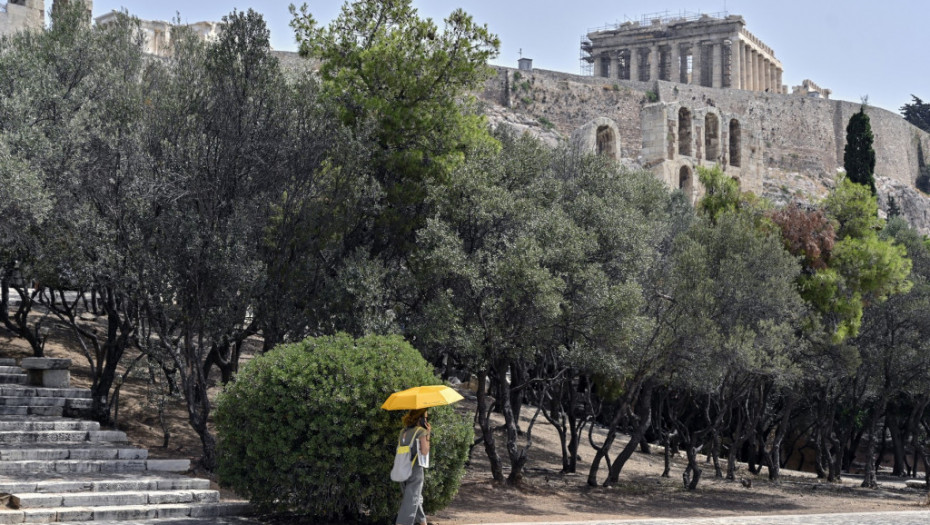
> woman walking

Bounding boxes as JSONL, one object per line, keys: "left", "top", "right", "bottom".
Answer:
{"left": 396, "top": 408, "right": 431, "bottom": 525}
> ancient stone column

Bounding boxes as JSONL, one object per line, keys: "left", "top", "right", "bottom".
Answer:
{"left": 670, "top": 42, "right": 681, "bottom": 84}
{"left": 712, "top": 41, "right": 722, "bottom": 88}
{"left": 649, "top": 44, "right": 659, "bottom": 82}
{"left": 754, "top": 52, "right": 762, "bottom": 92}
{"left": 776, "top": 68, "right": 783, "bottom": 94}
{"left": 629, "top": 47, "right": 640, "bottom": 82}
{"left": 759, "top": 58, "right": 769, "bottom": 91}
{"left": 610, "top": 53, "right": 619, "bottom": 80}
{"left": 594, "top": 54, "right": 604, "bottom": 77}
{"left": 770, "top": 64, "right": 777, "bottom": 93}
{"left": 744, "top": 45, "right": 753, "bottom": 91}
{"left": 680, "top": 43, "right": 691, "bottom": 83}
{"left": 692, "top": 41, "right": 703, "bottom": 86}
{"left": 740, "top": 43, "right": 747, "bottom": 90}
{"left": 730, "top": 38, "right": 742, "bottom": 89}
{"left": 759, "top": 53, "right": 769, "bottom": 91}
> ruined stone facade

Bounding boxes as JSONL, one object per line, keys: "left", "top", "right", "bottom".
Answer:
{"left": 1, "top": 0, "right": 93, "bottom": 37}
{"left": 95, "top": 12, "right": 221, "bottom": 57}
{"left": 639, "top": 101, "right": 765, "bottom": 200}
{"left": 481, "top": 66, "right": 930, "bottom": 231}
{"left": 792, "top": 79, "right": 832, "bottom": 99}
{"left": 0, "top": 0, "right": 45, "bottom": 37}
{"left": 583, "top": 13, "right": 785, "bottom": 94}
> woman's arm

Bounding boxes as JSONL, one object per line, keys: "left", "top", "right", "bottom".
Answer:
{"left": 418, "top": 423, "right": 431, "bottom": 455}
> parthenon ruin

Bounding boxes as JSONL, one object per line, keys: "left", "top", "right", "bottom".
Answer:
{"left": 582, "top": 12, "right": 785, "bottom": 93}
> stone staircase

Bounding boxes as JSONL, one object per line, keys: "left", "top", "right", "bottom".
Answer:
{"left": 0, "top": 358, "right": 250, "bottom": 524}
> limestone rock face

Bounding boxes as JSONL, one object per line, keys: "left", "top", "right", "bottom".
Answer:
{"left": 878, "top": 176, "right": 930, "bottom": 234}
{"left": 483, "top": 104, "right": 564, "bottom": 148}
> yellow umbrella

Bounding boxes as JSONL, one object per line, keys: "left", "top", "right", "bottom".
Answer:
{"left": 381, "top": 385, "right": 464, "bottom": 410}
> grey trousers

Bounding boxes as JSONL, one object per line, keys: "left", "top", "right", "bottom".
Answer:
{"left": 396, "top": 465, "right": 425, "bottom": 525}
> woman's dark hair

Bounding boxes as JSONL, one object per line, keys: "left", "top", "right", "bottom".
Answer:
{"left": 402, "top": 408, "right": 427, "bottom": 428}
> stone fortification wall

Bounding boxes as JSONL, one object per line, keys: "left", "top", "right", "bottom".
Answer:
{"left": 0, "top": 0, "right": 44, "bottom": 37}
{"left": 654, "top": 81, "right": 930, "bottom": 192}
{"left": 483, "top": 66, "right": 930, "bottom": 192}
{"left": 479, "top": 66, "right": 930, "bottom": 231}
{"left": 483, "top": 67, "right": 648, "bottom": 159}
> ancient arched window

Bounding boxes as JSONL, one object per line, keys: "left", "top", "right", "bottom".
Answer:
{"left": 678, "top": 107, "right": 692, "bottom": 157}
{"left": 596, "top": 125, "right": 617, "bottom": 160}
{"left": 729, "top": 119, "right": 741, "bottom": 167}
{"left": 705, "top": 113, "right": 720, "bottom": 162}
{"left": 679, "top": 166, "right": 694, "bottom": 200}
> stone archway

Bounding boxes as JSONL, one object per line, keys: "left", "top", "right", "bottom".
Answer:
{"left": 596, "top": 125, "right": 617, "bottom": 160}
{"left": 571, "top": 117, "right": 622, "bottom": 160}
{"left": 729, "top": 119, "right": 741, "bottom": 167}
{"left": 705, "top": 113, "right": 720, "bottom": 162}
{"left": 678, "top": 107, "right": 693, "bottom": 157}
{"left": 679, "top": 165, "right": 694, "bottom": 201}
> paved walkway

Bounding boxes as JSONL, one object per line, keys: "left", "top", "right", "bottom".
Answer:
{"left": 475, "top": 511, "right": 930, "bottom": 525}
{"left": 55, "top": 510, "right": 930, "bottom": 525}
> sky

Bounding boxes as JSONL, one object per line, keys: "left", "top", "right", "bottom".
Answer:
{"left": 87, "top": 0, "right": 929, "bottom": 114}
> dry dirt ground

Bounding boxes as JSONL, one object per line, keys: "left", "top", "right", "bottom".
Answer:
{"left": 2, "top": 324, "right": 929, "bottom": 524}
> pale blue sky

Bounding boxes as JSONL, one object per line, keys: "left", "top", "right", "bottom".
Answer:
{"left": 89, "top": 0, "right": 927, "bottom": 114}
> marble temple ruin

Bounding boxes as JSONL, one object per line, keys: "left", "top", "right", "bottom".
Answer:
{"left": 583, "top": 12, "right": 785, "bottom": 93}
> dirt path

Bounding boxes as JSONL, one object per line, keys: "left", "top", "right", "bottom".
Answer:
{"left": 2, "top": 331, "right": 927, "bottom": 525}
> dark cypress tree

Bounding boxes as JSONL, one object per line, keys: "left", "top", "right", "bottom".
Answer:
{"left": 900, "top": 95, "right": 930, "bottom": 133}
{"left": 844, "top": 106, "right": 877, "bottom": 195}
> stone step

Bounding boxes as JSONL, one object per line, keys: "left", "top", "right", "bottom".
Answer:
{"left": 0, "top": 385, "right": 92, "bottom": 398}
{"left": 65, "top": 398, "right": 92, "bottom": 409}
{"left": 0, "top": 501, "right": 249, "bottom": 523}
{"left": 0, "top": 446, "right": 147, "bottom": 461}
{"left": 0, "top": 430, "right": 128, "bottom": 445}
{"left": 12, "top": 489, "right": 220, "bottom": 508}
{"left": 0, "top": 419, "right": 100, "bottom": 432}
{"left": 0, "top": 395, "right": 67, "bottom": 407}
{"left": 0, "top": 358, "right": 17, "bottom": 366}
{"left": 0, "top": 366, "right": 22, "bottom": 374}
{"left": 0, "top": 475, "right": 211, "bottom": 494}
{"left": 0, "top": 373, "right": 27, "bottom": 385}
{"left": 0, "top": 405, "right": 63, "bottom": 416}
{"left": 0, "top": 458, "right": 189, "bottom": 475}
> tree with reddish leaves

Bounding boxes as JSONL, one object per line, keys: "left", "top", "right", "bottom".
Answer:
{"left": 769, "top": 205, "right": 836, "bottom": 273}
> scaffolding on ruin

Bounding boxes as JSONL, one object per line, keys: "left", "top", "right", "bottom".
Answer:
{"left": 579, "top": 36, "right": 593, "bottom": 76}
{"left": 587, "top": 10, "right": 730, "bottom": 34}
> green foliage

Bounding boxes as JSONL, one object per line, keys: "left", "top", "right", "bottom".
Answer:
{"left": 215, "top": 334, "right": 472, "bottom": 522}
{"left": 901, "top": 95, "right": 930, "bottom": 133}
{"left": 798, "top": 268, "right": 863, "bottom": 343}
{"left": 792, "top": 178, "right": 913, "bottom": 342}
{"left": 645, "top": 90, "right": 659, "bottom": 103}
{"left": 290, "top": 0, "right": 500, "bottom": 253}
{"left": 668, "top": 211, "right": 803, "bottom": 387}
{"left": 0, "top": 142, "right": 49, "bottom": 255}
{"left": 843, "top": 106, "right": 876, "bottom": 195}
{"left": 831, "top": 234, "right": 912, "bottom": 302}
{"left": 696, "top": 165, "right": 741, "bottom": 223}
{"left": 538, "top": 116, "right": 554, "bottom": 129}
{"left": 824, "top": 178, "right": 882, "bottom": 240}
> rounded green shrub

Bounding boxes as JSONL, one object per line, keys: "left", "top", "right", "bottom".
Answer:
{"left": 215, "top": 333, "right": 472, "bottom": 523}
